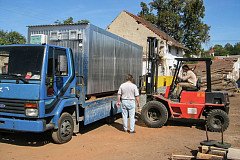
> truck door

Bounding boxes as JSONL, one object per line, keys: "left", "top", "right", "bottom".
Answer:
{"left": 45, "top": 46, "right": 75, "bottom": 114}
{"left": 46, "top": 47, "right": 69, "bottom": 96}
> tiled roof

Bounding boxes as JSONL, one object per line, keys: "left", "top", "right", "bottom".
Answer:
{"left": 124, "top": 11, "right": 187, "bottom": 50}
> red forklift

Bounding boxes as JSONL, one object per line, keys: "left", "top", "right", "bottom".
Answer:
{"left": 141, "top": 37, "right": 230, "bottom": 132}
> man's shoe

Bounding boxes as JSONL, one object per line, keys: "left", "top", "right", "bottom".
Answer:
{"left": 129, "top": 131, "right": 136, "bottom": 134}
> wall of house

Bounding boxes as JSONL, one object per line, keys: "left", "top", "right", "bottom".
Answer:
{"left": 0, "top": 57, "right": 8, "bottom": 74}
{"left": 107, "top": 11, "right": 161, "bottom": 59}
{"left": 107, "top": 11, "right": 184, "bottom": 76}
{"left": 161, "top": 45, "right": 185, "bottom": 76}
{"left": 231, "top": 58, "right": 240, "bottom": 81}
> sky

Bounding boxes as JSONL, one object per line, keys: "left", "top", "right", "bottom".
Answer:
{"left": 0, "top": 0, "right": 239, "bottom": 50}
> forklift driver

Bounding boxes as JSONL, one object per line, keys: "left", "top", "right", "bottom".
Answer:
{"left": 175, "top": 64, "right": 197, "bottom": 97}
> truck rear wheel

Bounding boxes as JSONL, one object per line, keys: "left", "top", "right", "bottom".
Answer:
{"left": 141, "top": 101, "right": 168, "bottom": 128}
{"left": 52, "top": 112, "right": 74, "bottom": 144}
{"left": 206, "top": 109, "right": 229, "bottom": 132}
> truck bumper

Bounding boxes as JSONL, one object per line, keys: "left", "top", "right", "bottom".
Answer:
{"left": 0, "top": 117, "right": 46, "bottom": 132}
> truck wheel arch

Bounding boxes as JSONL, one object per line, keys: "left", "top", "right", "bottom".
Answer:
{"left": 51, "top": 112, "right": 74, "bottom": 144}
{"left": 52, "top": 98, "right": 78, "bottom": 129}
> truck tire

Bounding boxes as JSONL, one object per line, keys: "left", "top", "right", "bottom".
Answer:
{"left": 141, "top": 101, "right": 168, "bottom": 128}
{"left": 206, "top": 109, "right": 229, "bottom": 132}
{"left": 52, "top": 112, "right": 74, "bottom": 144}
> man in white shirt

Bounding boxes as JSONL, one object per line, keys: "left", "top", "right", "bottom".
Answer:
{"left": 117, "top": 74, "right": 140, "bottom": 134}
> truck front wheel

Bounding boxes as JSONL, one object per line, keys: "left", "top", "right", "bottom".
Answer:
{"left": 206, "top": 109, "right": 229, "bottom": 132}
{"left": 141, "top": 101, "right": 168, "bottom": 128}
{"left": 52, "top": 112, "right": 74, "bottom": 144}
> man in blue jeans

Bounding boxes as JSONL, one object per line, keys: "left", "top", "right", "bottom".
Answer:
{"left": 117, "top": 74, "right": 140, "bottom": 134}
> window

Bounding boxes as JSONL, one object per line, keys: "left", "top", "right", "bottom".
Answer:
{"left": 55, "top": 49, "right": 68, "bottom": 76}
{"left": 168, "top": 46, "right": 172, "bottom": 53}
{"left": 46, "top": 47, "right": 68, "bottom": 77}
{"left": 46, "top": 47, "right": 68, "bottom": 97}
{"left": 0, "top": 46, "right": 44, "bottom": 79}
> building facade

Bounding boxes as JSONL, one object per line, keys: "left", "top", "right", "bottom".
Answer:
{"left": 107, "top": 11, "right": 187, "bottom": 76}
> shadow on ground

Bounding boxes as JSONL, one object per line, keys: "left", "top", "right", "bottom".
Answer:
{"left": 0, "top": 131, "right": 52, "bottom": 147}
{"left": 167, "top": 118, "right": 206, "bottom": 130}
{"left": 135, "top": 111, "right": 206, "bottom": 131}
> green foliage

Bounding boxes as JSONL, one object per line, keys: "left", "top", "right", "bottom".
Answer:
{"left": 213, "top": 44, "right": 229, "bottom": 56}
{"left": 138, "top": 2, "right": 157, "bottom": 24}
{"left": 138, "top": 0, "right": 210, "bottom": 57}
{"left": 0, "top": 30, "right": 26, "bottom": 45}
{"left": 213, "top": 43, "right": 240, "bottom": 56}
{"left": 150, "top": 0, "right": 184, "bottom": 42}
{"left": 77, "top": 19, "right": 90, "bottom": 24}
{"left": 63, "top": 17, "right": 74, "bottom": 24}
{"left": 54, "top": 17, "right": 90, "bottom": 25}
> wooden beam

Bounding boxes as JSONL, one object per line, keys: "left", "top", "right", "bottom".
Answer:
{"left": 197, "top": 152, "right": 223, "bottom": 160}
{"left": 171, "top": 154, "right": 195, "bottom": 160}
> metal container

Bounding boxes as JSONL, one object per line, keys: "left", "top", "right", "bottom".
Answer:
{"left": 28, "top": 23, "right": 143, "bottom": 95}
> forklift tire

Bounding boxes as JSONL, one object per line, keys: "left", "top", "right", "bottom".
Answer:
{"left": 206, "top": 109, "right": 229, "bottom": 132}
{"left": 52, "top": 112, "right": 74, "bottom": 144}
{"left": 141, "top": 101, "right": 168, "bottom": 128}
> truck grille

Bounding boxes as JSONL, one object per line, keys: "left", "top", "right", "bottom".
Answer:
{"left": 0, "top": 99, "right": 25, "bottom": 114}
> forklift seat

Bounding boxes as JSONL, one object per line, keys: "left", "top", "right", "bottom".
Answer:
{"left": 183, "top": 78, "right": 201, "bottom": 91}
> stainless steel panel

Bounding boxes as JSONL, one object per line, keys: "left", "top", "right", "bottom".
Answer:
{"left": 28, "top": 24, "right": 142, "bottom": 95}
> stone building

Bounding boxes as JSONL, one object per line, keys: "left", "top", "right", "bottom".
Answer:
{"left": 107, "top": 11, "right": 187, "bottom": 76}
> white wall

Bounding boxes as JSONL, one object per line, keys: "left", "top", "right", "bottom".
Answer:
{"left": 160, "top": 45, "right": 184, "bottom": 76}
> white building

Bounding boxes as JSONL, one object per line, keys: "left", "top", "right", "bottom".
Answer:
{"left": 107, "top": 11, "right": 187, "bottom": 76}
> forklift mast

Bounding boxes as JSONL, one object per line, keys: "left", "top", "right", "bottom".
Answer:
{"left": 146, "top": 37, "right": 159, "bottom": 100}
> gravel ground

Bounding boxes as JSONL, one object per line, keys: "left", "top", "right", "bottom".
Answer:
{"left": 0, "top": 94, "right": 239, "bottom": 160}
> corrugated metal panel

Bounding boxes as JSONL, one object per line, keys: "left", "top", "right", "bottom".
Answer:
{"left": 28, "top": 24, "right": 142, "bottom": 95}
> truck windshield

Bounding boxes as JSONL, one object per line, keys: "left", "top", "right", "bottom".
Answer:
{"left": 0, "top": 46, "right": 44, "bottom": 81}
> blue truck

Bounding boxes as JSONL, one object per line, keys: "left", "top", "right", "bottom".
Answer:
{"left": 0, "top": 23, "right": 142, "bottom": 143}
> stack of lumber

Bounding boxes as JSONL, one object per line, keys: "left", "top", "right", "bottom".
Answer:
{"left": 197, "top": 145, "right": 227, "bottom": 159}
{"left": 171, "top": 145, "right": 240, "bottom": 160}
{"left": 188, "top": 58, "right": 238, "bottom": 96}
{"left": 200, "top": 72, "right": 237, "bottom": 96}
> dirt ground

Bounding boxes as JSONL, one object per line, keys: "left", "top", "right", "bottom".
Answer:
{"left": 0, "top": 94, "right": 240, "bottom": 160}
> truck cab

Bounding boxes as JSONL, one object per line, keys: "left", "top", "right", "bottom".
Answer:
{"left": 0, "top": 44, "right": 77, "bottom": 143}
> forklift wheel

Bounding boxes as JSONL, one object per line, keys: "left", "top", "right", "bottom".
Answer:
{"left": 52, "top": 112, "right": 74, "bottom": 144}
{"left": 206, "top": 109, "right": 229, "bottom": 132}
{"left": 141, "top": 101, "right": 168, "bottom": 128}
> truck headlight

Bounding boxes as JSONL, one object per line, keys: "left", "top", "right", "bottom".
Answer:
{"left": 24, "top": 102, "right": 38, "bottom": 117}
{"left": 25, "top": 108, "right": 39, "bottom": 117}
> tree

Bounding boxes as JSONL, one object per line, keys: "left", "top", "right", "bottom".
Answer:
{"left": 77, "top": 19, "right": 90, "bottom": 24}
{"left": 54, "top": 17, "right": 90, "bottom": 25}
{"left": 0, "top": 30, "right": 26, "bottom": 45}
{"left": 213, "top": 44, "right": 229, "bottom": 56}
{"left": 0, "top": 30, "right": 8, "bottom": 45}
{"left": 233, "top": 42, "right": 240, "bottom": 55}
{"left": 224, "top": 43, "right": 234, "bottom": 54}
{"left": 138, "top": 0, "right": 210, "bottom": 57}
{"left": 138, "top": 2, "right": 156, "bottom": 24}
{"left": 63, "top": 17, "right": 74, "bottom": 24}
{"left": 149, "top": 0, "right": 184, "bottom": 42}
{"left": 182, "top": 0, "right": 210, "bottom": 56}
